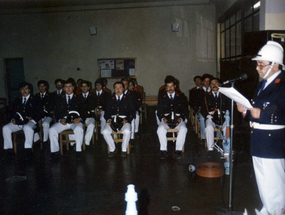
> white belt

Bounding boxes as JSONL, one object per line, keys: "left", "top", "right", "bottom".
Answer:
{"left": 250, "top": 121, "right": 285, "bottom": 130}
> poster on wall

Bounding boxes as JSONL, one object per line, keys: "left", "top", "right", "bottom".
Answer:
{"left": 98, "top": 58, "right": 137, "bottom": 78}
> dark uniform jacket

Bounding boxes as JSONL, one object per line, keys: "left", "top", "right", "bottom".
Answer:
{"left": 104, "top": 93, "right": 136, "bottom": 123}
{"left": 11, "top": 95, "right": 43, "bottom": 123}
{"left": 125, "top": 90, "right": 142, "bottom": 111}
{"left": 189, "top": 86, "right": 205, "bottom": 113}
{"left": 76, "top": 93, "right": 93, "bottom": 120}
{"left": 244, "top": 72, "right": 285, "bottom": 158}
{"left": 52, "top": 90, "right": 65, "bottom": 103}
{"left": 157, "top": 91, "right": 188, "bottom": 121}
{"left": 34, "top": 92, "right": 54, "bottom": 118}
{"left": 89, "top": 90, "right": 110, "bottom": 111}
{"left": 201, "top": 91, "right": 231, "bottom": 120}
{"left": 54, "top": 93, "right": 85, "bottom": 122}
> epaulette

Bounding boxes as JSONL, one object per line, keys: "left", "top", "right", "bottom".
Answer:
{"left": 275, "top": 78, "right": 281, "bottom": 84}
{"left": 176, "top": 93, "right": 179, "bottom": 97}
{"left": 123, "top": 95, "right": 126, "bottom": 98}
{"left": 112, "top": 96, "right": 115, "bottom": 99}
{"left": 74, "top": 94, "right": 77, "bottom": 97}
{"left": 30, "top": 96, "right": 33, "bottom": 99}
{"left": 163, "top": 95, "right": 167, "bottom": 98}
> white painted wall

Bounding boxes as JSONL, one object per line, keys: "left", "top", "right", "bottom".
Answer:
{"left": 0, "top": 2, "right": 216, "bottom": 99}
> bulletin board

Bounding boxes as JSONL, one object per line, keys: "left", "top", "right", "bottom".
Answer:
{"left": 98, "top": 58, "right": 137, "bottom": 79}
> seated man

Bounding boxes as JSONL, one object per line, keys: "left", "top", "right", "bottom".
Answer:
{"left": 157, "top": 76, "right": 188, "bottom": 159}
{"left": 101, "top": 78, "right": 112, "bottom": 95}
{"left": 196, "top": 74, "right": 213, "bottom": 144}
{"left": 2, "top": 82, "right": 42, "bottom": 159}
{"left": 201, "top": 77, "right": 230, "bottom": 151}
{"left": 49, "top": 78, "right": 85, "bottom": 159}
{"left": 102, "top": 81, "right": 135, "bottom": 157}
{"left": 34, "top": 80, "right": 54, "bottom": 143}
{"left": 89, "top": 79, "right": 110, "bottom": 133}
{"left": 53, "top": 79, "right": 65, "bottom": 99}
{"left": 76, "top": 80, "right": 95, "bottom": 146}
{"left": 128, "top": 79, "right": 142, "bottom": 140}
{"left": 121, "top": 78, "right": 140, "bottom": 143}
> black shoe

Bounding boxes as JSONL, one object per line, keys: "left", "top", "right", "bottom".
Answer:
{"left": 76, "top": 152, "right": 82, "bottom": 161}
{"left": 24, "top": 149, "right": 33, "bottom": 161}
{"left": 159, "top": 151, "right": 167, "bottom": 159}
{"left": 130, "top": 139, "right": 135, "bottom": 147}
{"left": 50, "top": 151, "right": 60, "bottom": 162}
{"left": 200, "top": 139, "right": 205, "bottom": 145}
{"left": 121, "top": 152, "right": 127, "bottom": 157}
{"left": 176, "top": 151, "right": 183, "bottom": 159}
{"left": 108, "top": 149, "right": 116, "bottom": 157}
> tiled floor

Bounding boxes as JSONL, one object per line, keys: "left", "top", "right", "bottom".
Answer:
{"left": 0, "top": 106, "right": 261, "bottom": 215}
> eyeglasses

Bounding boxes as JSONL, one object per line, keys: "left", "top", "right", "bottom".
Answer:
{"left": 256, "top": 63, "right": 271, "bottom": 70}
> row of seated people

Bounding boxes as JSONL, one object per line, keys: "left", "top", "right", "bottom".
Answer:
{"left": 2, "top": 77, "right": 144, "bottom": 160}
{"left": 189, "top": 74, "right": 231, "bottom": 151}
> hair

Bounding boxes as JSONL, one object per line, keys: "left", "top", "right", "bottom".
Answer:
{"left": 19, "top": 82, "right": 32, "bottom": 90}
{"left": 164, "top": 75, "right": 176, "bottom": 85}
{"left": 95, "top": 79, "right": 103, "bottom": 86}
{"left": 37, "top": 80, "right": 49, "bottom": 89}
{"left": 81, "top": 80, "right": 90, "bottom": 87}
{"left": 129, "top": 79, "right": 135, "bottom": 86}
{"left": 101, "top": 78, "right": 108, "bottom": 86}
{"left": 201, "top": 74, "right": 213, "bottom": 81}
{"left": 65, "top": 78, "right": 76, "bottom": 87}
{"left": 210, "top": 77, "right": 221, "bottom": 84}
{"left": 54, "top": 79, "right": 64, "bottom": 85}
{"left": 193, "top": 76, "right": 202, "bottom": 82}
{"left": 113, "top": 81, "right": 124, "bottom": 89}
{"left": 121, "top": 78, "right": 130, "bottom": 84}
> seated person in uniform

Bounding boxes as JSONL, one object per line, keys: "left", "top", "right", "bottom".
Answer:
{"left": 121, "top": 78, "right": 140, "bottom": 144}
{"left": 89, "top": 79, "right": 110, "bottom": 133}
{"left": 128, "top": 79, "right": 142, "bottom": 140}
{"left": 102, "top": 81, "right": 135, "bottom": 157}
{"left": 34, "top": 80, "right": 54, "bottom": 143}
{"left": 196, "top": 74, "right": 213, "bottom": 144}
{"left": 101, "top": 78, "right": 112, "bottom": 95}
{"left": 53, "top": 79, "right": 65, "bottom": 98}
{"left": 76, "top": 80, "right": 95, "bottom": 146}
{"left": 201, "top": 77, "right": 230, "bottom": 151}
{"left": 49, "top": 78, "right": 85, "bottom": 160}
{"left": 2, "top": 82, "right": 42, "bottom": 159}
{"left": 157, "top": 76, "right": 188, "bottom": 159}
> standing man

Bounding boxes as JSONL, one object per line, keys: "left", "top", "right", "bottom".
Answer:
{"left": 237, "top": 41, "right": 285, "bottom": 215}
{"left": 2, "top": 82, "right": 42, "bottom": 158}
{"left": 34, "top": 80, "right": 54, "bottom": 143}
{"left": 49, "top": 78, "right": 85, "bottom": 160}
{"left": 102, "top": 81, "right": 135, "bottom": 157}
{"left": 53, "top": 79, "right": 65, "bottom": 98}
{"left": 157, "top": 76, "right": 188, "bottom": 159}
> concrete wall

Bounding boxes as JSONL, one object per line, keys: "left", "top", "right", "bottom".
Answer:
{"left": 0, "top": 1, "right": 216, "bottom": 99}
{"left": 264, "top": 0, "right": 285, "bottom": 30}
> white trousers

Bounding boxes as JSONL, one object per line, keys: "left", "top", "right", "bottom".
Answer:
{"left": 252, "top": 156, "right": 285, "bottom": 215}
{"left": 42, "top": 116, "right": 53, "bottom": 142}
{"left": 205, "top": 116, "right": 226, "bottom": 151}
{"left": 3, "top": 121, "right": 36, "bottom": 149}
{"left": 198, "top": 112, "right": 205, "bottom": 139}
{"left": 99, "top": 111, "right": 106, "bottom": 134}
{"left": 49, "top": 122, "right": 84, "bottom": 153}
{"left": 102, "top": 122, "right": 131, "bottom": 152}
{"left": 131, "top": 111, "right": 140, "bottom": 139}
{"left": 84, "top": 117, "right": 95, "bottom": 145}
{"left": 157, "top": 120, "right": 187, "bottom": 151}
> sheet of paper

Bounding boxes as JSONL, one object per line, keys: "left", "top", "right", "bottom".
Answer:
{"left": 101, "top": 70, "right": 112, "bottom": 77}
{"left": 219, "top": 87, "right": 253, "bottom": 109}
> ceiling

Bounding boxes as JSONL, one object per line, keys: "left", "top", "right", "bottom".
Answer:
{"left": 0, "top": 0, "right": 226, "bottom": 9}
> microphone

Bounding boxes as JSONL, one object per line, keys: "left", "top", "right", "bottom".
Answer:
{"left": 222, "top": 74, "right": 247, "bottom": 85}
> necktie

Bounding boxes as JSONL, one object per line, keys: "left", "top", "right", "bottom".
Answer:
{"left": 170, "top": 95, "right": 173, "bottom": 101}
{"left": 68, "top": 96, "right": 71, "bottom": 104}
{"left": 117, "top": 96, "right": 120, "bottom": 102}
{"left": 214, "top": 93, "right": 218, "bottom": 100}
{"left": 23, "top": 98, "right": 26, "bottom": 105}
{"left": 84, "top": 94, "right": 87, "bottom": 100}
{"left": 41, "top": 94, "right": 44, "bottom": 100}
{"left": 57, "top": 90, "right": 60, "bottom": 96}
{"left": 258, "top": 80, "right": 267, "bottom": 95}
